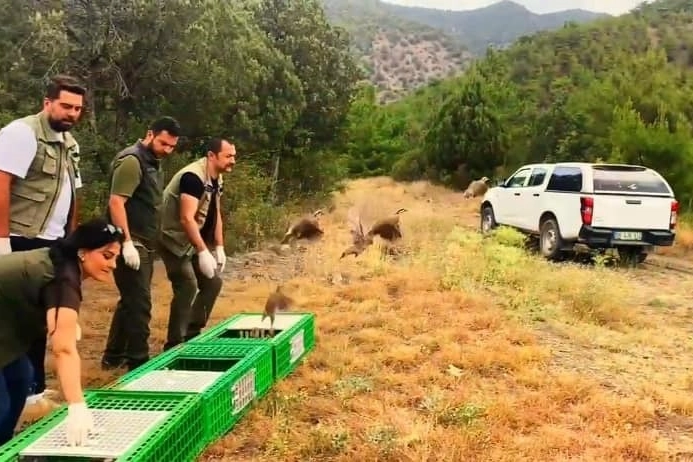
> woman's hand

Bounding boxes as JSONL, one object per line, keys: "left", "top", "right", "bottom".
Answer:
{"left": 47, "top": 307, "right": 96, "bottom": 445}
{"left": 46, "top": 307, "right": 84, "bottom": 405}
{"left": 65, "top": 402, "right": 95, "bottom": 446}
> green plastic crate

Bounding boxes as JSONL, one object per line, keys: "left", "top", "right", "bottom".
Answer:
{"left": 104, "top": 342, "right": 194, "bottom": 389}
{"left": 115, "top": 341, "right": 274, "bottom": 401}
{"left": 106, "top": 342, "right": 272, "bottom": 444}
{"left": 193, "top": 312, "right": 315, "bottom": 380}
{"left": 0, "top": 389, "right": 204, "bottom": 462}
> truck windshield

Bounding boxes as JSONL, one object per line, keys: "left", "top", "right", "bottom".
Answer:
{"left": 592, "top": 167, "right": 671, "bottom": 194}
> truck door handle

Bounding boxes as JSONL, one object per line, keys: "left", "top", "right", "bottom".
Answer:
{"left": 533, "top": 193, "right": 540, "bottom": 197}
{"left": 514, "top": 192, "right": 520, "bottom": 196}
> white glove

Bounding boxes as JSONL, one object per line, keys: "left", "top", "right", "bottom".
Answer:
{"left": 65, "top": 402, "right": 95, "bottom": 446}
{"left": 0, "top": 237, "right": 11, "bottom": 255}
{"left": 214, "top": 245, "right": 226, "bottom": 272}
{"left": 121, "top": 240, "right": 140, "bottom": 270}
{"left": 197, "top": 249, "right": 217, "bottom": 279}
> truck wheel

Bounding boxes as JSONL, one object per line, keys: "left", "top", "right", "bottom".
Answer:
{"left": 539, "top": 218, "right": 564, "bottom": 261}
{"left": 480, "top": 205, "right": 497, "bottom": 234}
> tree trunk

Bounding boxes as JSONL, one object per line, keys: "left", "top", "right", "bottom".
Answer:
{"left": 270, "top": 154, "right": 280, "bottom": 204}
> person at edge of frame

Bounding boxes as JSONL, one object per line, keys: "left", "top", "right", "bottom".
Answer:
{"left": 0, "top": 218, "right": 124, "bottom": 447}
{"left": 158, "top": 137, "right": 235, "bottom": 351}
{"left": 0, "top": 74, "right": 86, "bottom": 416}
{"left": 101, "top": 116, "right": 181, "bottom": 372}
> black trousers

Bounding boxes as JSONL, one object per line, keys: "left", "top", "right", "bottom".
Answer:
{"left": 102, "top": 243, "right": 155, "bottom": 371}
{"left": 9, "top": 235, "right": 55, "bottom": 395}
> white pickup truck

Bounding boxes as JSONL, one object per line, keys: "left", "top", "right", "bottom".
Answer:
{"left": 479, "top": 162, "right": 678, "bottom": 263}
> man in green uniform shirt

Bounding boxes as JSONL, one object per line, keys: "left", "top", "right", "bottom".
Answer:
{"left": 101, "top": 116, "right": 181, "bottom": 371}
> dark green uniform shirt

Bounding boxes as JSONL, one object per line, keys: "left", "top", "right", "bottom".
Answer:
{"left": 106, "top": 141, "right": 164, "bottom": 246}
{"left": 0, "top": 247, "right": 82, "bottom": 368}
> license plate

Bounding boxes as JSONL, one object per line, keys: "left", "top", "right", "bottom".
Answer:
{"left": 613, "top": 231, "right": 642, "bottom": 241}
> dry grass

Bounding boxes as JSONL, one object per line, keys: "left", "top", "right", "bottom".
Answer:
{"left": 37, "top": 177, "right": 693, "bottom": 460}
{"left": 657, "top": 220, "right": 693, "bottom": 258}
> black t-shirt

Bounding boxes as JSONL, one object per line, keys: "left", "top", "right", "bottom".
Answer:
{"left": 41, "top": 261, "right": 83, "bottom": 314}
{"left": 179, "top": 172, "right": 219, "bottom": 243}
{"left": 0, "top": 248, "right": 83, "bottom": 368}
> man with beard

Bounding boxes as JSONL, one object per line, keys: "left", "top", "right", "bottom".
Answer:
{"left": 158, "top": 138, "right": 235, "bottom": 350}
{"left": 0, "top": 74, "right": 86, "bottom": 413}
{"left": 101, "top": 116, "right": 181, "bottom": 372}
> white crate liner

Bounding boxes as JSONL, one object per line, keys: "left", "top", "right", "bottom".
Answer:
{"left": 226, "top": 313, "right": 306, "bottom": 331}
{"left": 232, "top": 369, "right": 257, "bottom": 414}
{"left": 120, "top": 370, "right": 224, "bottom": 393}
{"left": 290, "top": 330, "right": 306, "bottom": 363}
{"left": 19, "top": 409, "right": 170, "bottom": 459}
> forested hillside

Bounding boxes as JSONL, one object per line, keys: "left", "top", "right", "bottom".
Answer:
{"left": 3, "top": 0, "right": 689, "bottom": 256}
{"left": 341, "top": 0, "right": 693, "bottom": 209}
{"left": 322, "top": 0, "right": 606, "bottom": 101}
{"left": 377, "top": 0, "right": 608, "bottom": 53}
{"left": 0, "top": 0, "right": 360, "bottom": 252}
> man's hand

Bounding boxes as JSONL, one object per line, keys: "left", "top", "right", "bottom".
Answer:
{"left": 121, "top": 240, "right": 140, "bottom": 270}
{"left": 214, "top": 245, "right": 226, "bottom": 272}
{"left": 0, "top": 237, "right": 10, "bottom": 255}
{"left": 197, "top": 248, "right": 217, "bottom": 279}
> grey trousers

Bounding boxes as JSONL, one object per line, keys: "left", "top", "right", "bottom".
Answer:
{"left": 159, "top": 246, "right": 223, "bottom": 351}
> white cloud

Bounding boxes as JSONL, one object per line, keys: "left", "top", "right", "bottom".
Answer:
{"left": 383, "top": 0, "right": 650, "bottom": 16}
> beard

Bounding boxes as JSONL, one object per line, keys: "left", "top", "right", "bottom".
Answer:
{"left": 47, "top": 116, "right": 75, "bottom": 133}
{"left": 144, "top": 140, "right": 163, "bottom": 158}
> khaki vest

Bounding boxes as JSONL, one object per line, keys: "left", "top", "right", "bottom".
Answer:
{"left": 9, "top": 113, "right": 80, "bottom": 238}
{"left": 0, "top": 247, "right": 56, "bottom": 368}
{"left": 158, "top": 158, "right": 223, "bottom": 257}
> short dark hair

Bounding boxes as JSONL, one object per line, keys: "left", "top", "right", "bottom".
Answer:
{"left": 206, "top": 137, "right": 228, "bottom": 155}
{"left": 45, "top": 75, "right": 87, "bottom": 100}
{"left": 149, "top": 116, "right": 181, "bottom": 137}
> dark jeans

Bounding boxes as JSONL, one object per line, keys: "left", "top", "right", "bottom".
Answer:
{"left": 0, "top": 355, "right": 33, "bottom": 445}
{"left": 159, "top": 246, "right": 223, "bottom": 351}
{"left": 102, "top": 243, "right": 155, "bottom": 371}
{"left": 10, "top": 236, "right": 54, "bottom": 396}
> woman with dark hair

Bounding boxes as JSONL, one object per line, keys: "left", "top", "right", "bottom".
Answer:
{"left": 0, "top": 217, "right": 123, "bottom": 447}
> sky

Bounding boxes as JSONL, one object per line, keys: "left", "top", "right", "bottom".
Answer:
{"left": 383, "top": 0, "right": 651, "bottom": 16}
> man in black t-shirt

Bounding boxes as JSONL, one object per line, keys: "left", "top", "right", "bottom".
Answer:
{"left": 179, "top": 172, "right": 219, "bottom": 244}
{"left": 158, "top": 138, "right": 236, "bottom": 350}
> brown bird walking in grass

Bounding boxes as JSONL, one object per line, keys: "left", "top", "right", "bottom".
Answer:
{"left": 366, "top": 208, "right": 407, "bottom": 242}
{"left": 280, "top": 209, "right": 325, "bottom": 245}
{"left": 258, "top": 285, "right": 294, "bottom": 337}
{"left": 463, "top": 177, "right": 491, "bottom": 198}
